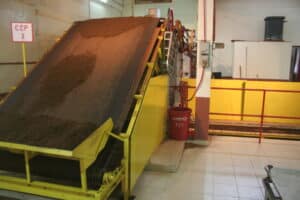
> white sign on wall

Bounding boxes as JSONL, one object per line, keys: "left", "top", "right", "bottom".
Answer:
{"left": 148, "top": 8, "right": 161, "bottom": 17}
{"left": 11, "top": 22, "right": 33, "bottom": 42}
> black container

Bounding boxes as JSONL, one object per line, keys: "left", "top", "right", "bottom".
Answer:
{"left": 264, "top": 16, "right": 285, "bottom": 41}
{"left": 212, "top": 72, "right": 222, "bottom": 79}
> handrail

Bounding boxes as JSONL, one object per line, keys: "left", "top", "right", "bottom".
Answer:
{"left": 209, "top": 87, "right": 300, "bottom": 143}
{"left": 211, "top": 87, "right": 300, "bottom": 93}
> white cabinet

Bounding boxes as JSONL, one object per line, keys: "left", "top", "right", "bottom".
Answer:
{"left": 232, "top": 41, "right": 292, "bottom": 80}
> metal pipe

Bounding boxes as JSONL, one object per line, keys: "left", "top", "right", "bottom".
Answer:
{"left": 240, "top": 82, "right": 246, "bottom": 120}
{"left": 211, "top": 87, "right": 300, "bottom": 93}
{"left": 210, "top": 112, "right": 300, "bottom": 120}
{"left": 259, "top": 90, "right": 266, "bottom": 143}
{"left": 213, "top": 0, "right": 216, "bottom": 41}
{"left": 203, "top": 0, "right": 207, "bottom": 41}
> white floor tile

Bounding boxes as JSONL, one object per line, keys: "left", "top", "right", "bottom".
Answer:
{"left": 214, "top": 196, "right": 238, "bottom": 200}
{"left": 236, "top": 175, "right": 260, "bottom": 187}
{"left": 133, "top": 171, "right": 171, "bottom": 191}
{"left": 162, "top": 185, "right": 213, "bottom": 200}
{"left": 213, "top": 165, "right": 235, "bottom": 174}
{"left": 234, "top": 166, "right": 256, "bottom": 176}
{"left": 188, "top": 171, "right": 214, "bottom": 184}
{"left": 237, "top": 185, "right": 263, "bottom": 199}
{"left": 132, "top": 136, "right": 300, "bottom": 200}
{"left": 214, "top": 183, "right": 238, "bottom": 197}
{"left": 249, "top": 156, "right": 269, "bottom": 169}
{"left": 232, "top": 156, "right": 252, "bottom": 168}
{"left": 213, "top": 173, "right": 236, "bottom": 184}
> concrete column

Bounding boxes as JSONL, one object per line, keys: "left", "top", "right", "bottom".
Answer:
{"left": 194, "top": 0, "right": 215, "bottom": 143}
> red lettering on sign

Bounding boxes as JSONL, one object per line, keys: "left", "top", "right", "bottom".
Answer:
{"left": 15, "top": 24, "right": 29, "bottom": 31}
{"left": 15, "top": 24, "right": 20, "bottom": 31}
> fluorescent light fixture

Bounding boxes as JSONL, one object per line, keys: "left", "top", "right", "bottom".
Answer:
{"left": 100, "top": 0, "right": 108, "bottom": 3}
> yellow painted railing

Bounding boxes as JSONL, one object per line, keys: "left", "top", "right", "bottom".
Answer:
{"left": 187, "top": 78, "right": 300, "bottom": 125}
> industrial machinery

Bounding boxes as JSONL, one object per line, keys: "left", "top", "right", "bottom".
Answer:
{"left": 0, "top": 17, "right": 170, "bottom": 200}
{"left": 263, "top": 165, "right": 300, "bottom": 200}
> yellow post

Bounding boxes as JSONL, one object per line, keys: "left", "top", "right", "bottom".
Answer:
{"left": 24, "top": 151, "right": 31, "bottom": 183}
{"left": 22, "top": 42, "right": 28, "bottom": 77}
{"left": 79, "top": 161, "right": 88, "bottom": 191}
{"left": 123, "top": 137, "right": 129, "bottom": 200}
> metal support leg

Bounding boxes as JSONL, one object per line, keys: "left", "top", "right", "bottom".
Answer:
{"left": 80, "top": 161, "right": 88, "bottom": 191}
{"left": 24, "top": 151, "right": 31, "bottom": 184}
{"left": 123, "top": 137, "right": 130, "bottom": 200}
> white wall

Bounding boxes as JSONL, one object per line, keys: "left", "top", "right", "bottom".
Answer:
{"left": 214, "top": 0, "right": 300, "bottom": 77}
{"left": 0, "top": 0, "right": 90, "bottom": 93}
{"left": 123, "top": 0, "right": 198, "bottom": 29}
{"left": 233, "top": 41, "right": 292, "bottom": 80}
{"left": 0, "top": 0, "right": 124, "bottom": 93}
{"left": 90, "top": 0, "right": 123, "bottom": 18}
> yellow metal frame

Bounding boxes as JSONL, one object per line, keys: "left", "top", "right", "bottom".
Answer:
{"left": 108, "top": 28, "right": 165, "bottom": 199}
{"left": 0, "top": 119, "right": 122, "bottom": 200}
{"left": 129, "top": 75, "right": 169, "bottom": 191}
{"left": 0, "top": 27, "right": 165, "bottom": 200}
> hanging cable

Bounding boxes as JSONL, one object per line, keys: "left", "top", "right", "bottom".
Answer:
{"left": 187, "top": 66, "right": 205, "bottom": 101}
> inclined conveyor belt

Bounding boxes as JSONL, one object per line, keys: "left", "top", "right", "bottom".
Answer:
{"left": 0, "top": 17, "right": 160, "bottom": 189}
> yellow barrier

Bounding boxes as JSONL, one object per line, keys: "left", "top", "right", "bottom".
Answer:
{"left": 187, "top": 78, "right": 300, "bottom": 125}
{"left": 130, "top": 75, "right": 168, "bottom": 191}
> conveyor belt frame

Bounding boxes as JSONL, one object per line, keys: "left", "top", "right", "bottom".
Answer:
{"left": 0, "top": 25, "right": 165, "bottom": 200}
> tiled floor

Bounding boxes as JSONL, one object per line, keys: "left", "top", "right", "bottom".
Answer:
{"left": 133, "top": 136, "right": 300, "bottom": 200}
